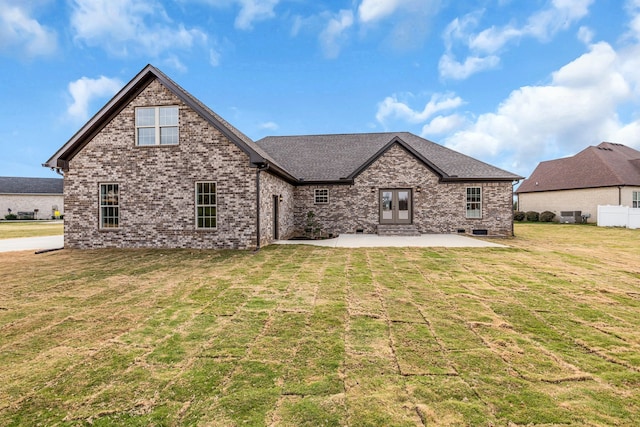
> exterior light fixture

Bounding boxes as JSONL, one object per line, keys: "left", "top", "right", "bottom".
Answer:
{"left": 371, "top": 187, "right": 376, "bottom": 193}
{"left": 279, "top": 194, "right": 283, "bottom": 203}
{"left": 416, "top": 186, "right": 422, "bottom": 193}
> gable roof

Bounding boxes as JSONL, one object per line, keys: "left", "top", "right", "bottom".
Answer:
{"left": 44, "top": 64, "right": 521, "bottom": 185}
{"left": 516, "top": 142, "right": 640, "bottom": 194}
{"left": 43, "top": 64, "right": 297, "bottom": 183}
{"left": 256, "top": 132, "right": 522, "bottom": 182}
{"left": 0, "top": 176, "right": 63, "bottom": 194}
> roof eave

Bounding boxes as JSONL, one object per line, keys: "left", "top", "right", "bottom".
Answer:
{"left": 347, "top": 136, "right": 449, "bottom": 180}
{"left": 296, "top": 179, "right": 354, "bottom": 186}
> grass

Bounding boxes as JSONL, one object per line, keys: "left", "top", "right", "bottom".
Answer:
{"left": 0, "top": 221, "right": 63, "bottom": 239}
{"left": 0, "top": 223, "right": 639, "bottom": 426}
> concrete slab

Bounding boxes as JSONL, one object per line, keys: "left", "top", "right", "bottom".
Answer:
{"left": 274, "top": 233, "right": 506, "bottom": 248}
{"left": 0, "top": 235, "right": 64, "bottom": 253}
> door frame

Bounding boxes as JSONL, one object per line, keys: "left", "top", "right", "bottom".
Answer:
{"left": 272, "top": 195, "right": 279, "bottom": 240}
{"left": 379, "top": 188, "right": 412, "bottom": 224}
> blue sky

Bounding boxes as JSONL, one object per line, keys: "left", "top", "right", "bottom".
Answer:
{"left": 2, "top": 0, "right": 640, "bottom": 179}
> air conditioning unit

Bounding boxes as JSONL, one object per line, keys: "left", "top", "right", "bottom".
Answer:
{"left": 560, "top": 211, "right": 582, "bottom": 223}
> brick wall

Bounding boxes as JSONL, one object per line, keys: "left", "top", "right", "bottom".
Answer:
{"left": 64, "top": 78, "right": 259, "bottom": 249}
{"left": 258, "top": 171, "right": 295, "bottom": 246}
{"left": 293, "top": 144, "right": 514, "bottom": 236}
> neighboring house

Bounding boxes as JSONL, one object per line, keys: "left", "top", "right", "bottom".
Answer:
{"left": 0, "top": 176, "right": 63, "bottom": 220}
{"left": 44, "top": 65, "right": 522, "bottom": 250}
{"left": 516, "top": 142, "right": 640, "bottom": 222}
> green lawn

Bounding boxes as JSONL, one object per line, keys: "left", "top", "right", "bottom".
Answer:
{"left": 0, "top": 223, "right": 639, "bottom": 426}
{"left": 0, "top": 221, "right": 63, "bottom": 239}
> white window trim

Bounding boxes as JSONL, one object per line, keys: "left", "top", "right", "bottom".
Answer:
{"left": 633, "top": 191, "right": 639, "bottom": 208}
{"left": 465, "top": 186, "right": 482, "bottom": 219}
{"left": 195, "top": 181, "right": 217, "bottom": 229}
{"left": 314, "top": 188, "right": 329, "bottom": 205}
{"left": 99, "top": 183, "right": 120, "bottom": 229}
{"left": 135, "top": 106, "right": 179, "bottom": 146}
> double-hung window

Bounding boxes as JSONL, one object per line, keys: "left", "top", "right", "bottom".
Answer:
{"left": 314, "top": 188, "right": 329, "bottom": 204}
{"left": 196, "top": 182, "right": 217, "bottom": 229}
{"left": 633, "top": 191, "right": 639, "bottom": 208}
{"left": 100, "top": 183, "right": 119, "bottom": 228}
{"left": 466, "top": 187, "right": 482, "bottom": 218}
{"left": 136, "top": 106, "right": 178, "bottom": 146}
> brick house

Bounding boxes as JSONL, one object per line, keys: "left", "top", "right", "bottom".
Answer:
{"left": 44, "top": 65, "right": 522, "bottom": 249}
{"left": 516, "top": 142, "right": 640, "bottom": 223}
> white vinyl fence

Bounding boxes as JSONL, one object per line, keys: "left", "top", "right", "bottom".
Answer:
{"left": 597, "top": 205, "right": 640, "bottom": 229}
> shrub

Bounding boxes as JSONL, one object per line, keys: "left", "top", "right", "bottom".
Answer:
{"left": 525, "top": 211, "right": 539, "bottom": 222}
{"left": 513, "top": 211, "right": 525, "bottom": 221}
{"left": 540, "top": 211, "right": 556, "bottom": 222}
{"left": 4, "top": 214, "right": 17, "bottom": 220}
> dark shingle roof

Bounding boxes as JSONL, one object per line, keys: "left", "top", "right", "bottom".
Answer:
{"left": 516, "top": 142, "right": 640, "bottom": 193}
{"left": 255, "top": 132, "right": 522, "bottom": 182}
{"left": 0, "top": 177, "right": 63, "bottom": 194}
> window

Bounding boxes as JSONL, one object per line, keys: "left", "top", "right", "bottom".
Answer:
{"left": 196, "top": 182, "right": 217, "bottom": 228}
{"left": 314, "top": 189, "right": 329, "bottom": 204}
{"left": 136, "top": 106, "right": 178, "bottom": 146}
{"left": 466, "top": 187, "right": 482, "bottom": 218}
{"left": 633, "top": 191, "right": 640, "bottom": 208}
{"left": 100, "top": 184, "right": 119, "bottom": 228}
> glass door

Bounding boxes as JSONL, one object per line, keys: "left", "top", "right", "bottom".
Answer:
{"left": 380, "top": 189, "right": 412, "bottom": 224}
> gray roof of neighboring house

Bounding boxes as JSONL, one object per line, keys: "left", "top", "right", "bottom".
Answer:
{"left": 256, "top": 132, "right": 523, "bottom": 182}
{"left": 0, "top": 177, "right": 63, "bottom": 194}
{"left": 516, "top": 142, "right": 640, "bottom": 193}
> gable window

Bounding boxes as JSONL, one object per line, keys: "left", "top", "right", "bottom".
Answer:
{"left": 100, "top": 183, "right": 119, "bottom": 228}
{"left": 633, "top": 191, "right": 639, "bottom": 208}
{"left": 314, "top": 188, "right": 329, "bottom": 204}
{"left": 136, "top": 106, "right": 178, "bottom": 146}
{"left": 196, "top": 182, "right": 217, "bottom": 228}
{"left": 466, "top": 187, "right": 482, "bottom": 218}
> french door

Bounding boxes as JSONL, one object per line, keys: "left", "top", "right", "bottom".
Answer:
{"left": 380, "top": 189, "right": 412, "bottom": 224}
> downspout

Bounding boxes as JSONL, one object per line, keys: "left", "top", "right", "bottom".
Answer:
{"left": 512, "top": 180, "right": 519, "bottom": 237}
{"left": 255, "top": 163, "right": 269, "bottom": 251}
{"left": 619, "top": 186, "right": 622, "bottom": 205}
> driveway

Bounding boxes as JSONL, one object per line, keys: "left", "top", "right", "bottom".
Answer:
{"left": 274, "top": 233, "right": 507, "bottom": 248}
{"left": 0, "top": 236, "right": 64, "bottom": 253}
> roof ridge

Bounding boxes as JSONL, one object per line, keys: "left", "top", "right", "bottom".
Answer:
{"left": 260, "top": 131, "right": 411, "bottom": 139}
{"left": 588, "top": 145, "right": 628, "bottom": 185}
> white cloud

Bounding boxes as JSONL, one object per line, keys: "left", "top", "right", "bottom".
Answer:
{"left": 209, "top": 48, "right": 221, "bottom": 67}
{"left": 67, "top": 76, "right": 123, "bottom": 121}
{"left": 0, "top": 1, "right": 57, "bottom": 57}
{"left": 70, "top": 0, "right": 207, "bottom": 57}
{"left": 235, "top": 0, "right": 279, "bottom": 30}
{"left": 376, "top": 40, "right": 640, "bottom": 175}
{"left": 440, "top": 0, "right": 594, "bottom": 80}
{"left": 438, "top": 53, "right": 500, "bottom": 80}
{"left": 259, "top": 121, "right": 279, "bottom": 131}
{"left": 358, "top": 0, "right": 438, "bottom": 24}
{"left": 376, "top": 92, "right": 464, "bottom": 127}
{"left": 577, "top": 26, "right": 594, "bottom": 44}
{"left": 421, "top": 114, "right": 467, "bottom": 136}
{"left": 443, "top": 41, "right": 636, "bottom": 172}
{"left": 163, "top": 55, "right": 188, "bottom": 73}
{"left": 319, "top": 9, "right": 354, "bottom": 59}
{"left": 358, "top": 0, "right": 404, "bottom": 23}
